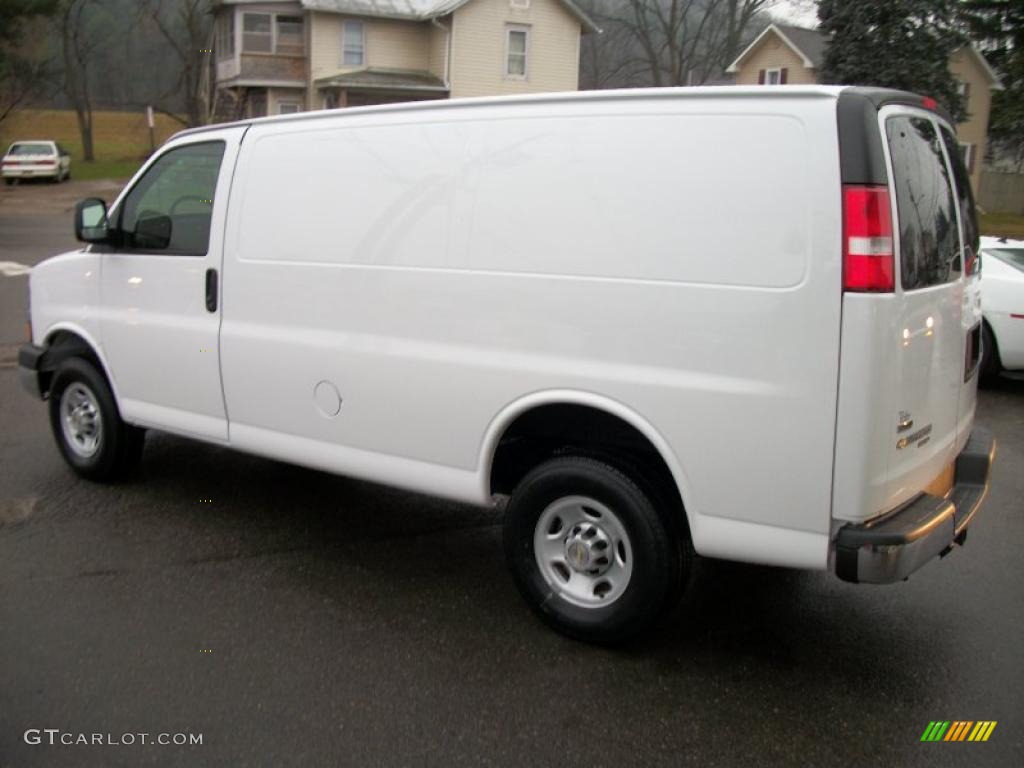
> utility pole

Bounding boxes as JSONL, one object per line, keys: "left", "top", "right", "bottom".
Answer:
{"left": 146, "top": 105, "right": 155, "bottom": 153}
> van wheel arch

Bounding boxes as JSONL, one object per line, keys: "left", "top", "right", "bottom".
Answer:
{"left": 488, "top": 402, "right": 690, "bottom": 537}
{"left": 38, "top": 330, "right": 106, "bottom": 398}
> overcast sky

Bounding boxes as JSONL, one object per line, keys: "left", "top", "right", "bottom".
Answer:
{"left": 767, "top": 0, "right": 819, "bottom": 28}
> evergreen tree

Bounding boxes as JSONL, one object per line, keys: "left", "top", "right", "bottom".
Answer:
{"left": 960, "top": 0, "right": 1024, "bottom": 169}
{"left": 0, "top": 0, "right": 59, "bottom": 125}
{"left": 818, "top": 0, "right": 966, "bottom": 122}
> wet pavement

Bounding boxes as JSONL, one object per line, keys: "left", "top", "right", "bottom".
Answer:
{"left": 1, "top": 191, "right": 1021, "bottom": 767}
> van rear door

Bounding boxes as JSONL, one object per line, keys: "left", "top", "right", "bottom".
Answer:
{"left": 879, "top": 108, "right": 967, "bottom": 507}
{"left": 938, "top": 124, "right": 984, "bottom": 450}
{"left": 832, "top": 91, "right": 977, "bottom": 523}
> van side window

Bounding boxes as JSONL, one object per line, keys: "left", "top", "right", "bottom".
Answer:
{"left": 118, "top": 141, "right": 225, "bottom": 256}
{"left": 939, "top": 125, "right": 981, "bottom": 275}
{"left": 885, "top": 116, "right": 959, "bottom": 291}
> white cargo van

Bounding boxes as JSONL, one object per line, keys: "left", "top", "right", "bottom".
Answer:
{"left": 19, "top": 86, "right": 995, "bottom": 642}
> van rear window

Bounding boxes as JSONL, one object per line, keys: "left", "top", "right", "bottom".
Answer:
{"left": 886, "top": 116, "right": 959, "bottom": 291}
{"left": 939, "top": 125, "right": 980, "bottom": 275}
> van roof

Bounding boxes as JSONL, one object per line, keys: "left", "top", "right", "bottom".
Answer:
{"left": 174, "top": 85, "right": 950, "bottom": 145}
{"left": 171, "top": 85, "right": 860, "bottom": 142}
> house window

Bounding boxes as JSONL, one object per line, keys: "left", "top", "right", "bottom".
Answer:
{"left": 248, "top": 91, "right": 267, "bottom": 117}
{"left": 242, "top": 13, "right": 272, "bottom": 53}
{"left": 276, "top": 15, "right": 304, "bottom": 55}
{"left": 216, "top": 13, "right": 235, "bottom": 60}
{"left": 242, "top": 12, "right": 303, "bottom": 54}
{"left": 757, "top": 67, "right": 788, "bottom": 85}
{"left": 506, "top": 25, "right": 529, "bottom": 78}
{"left": 957, "top": 80, "right": 971, "bottom": 107}
{"left": 510, "top": 0, "right": 530, "bottom": 8}
{"left": 960, "top": 142, "right": 975, "bottom": 174}
{"left": 278, "top": 101, "right": 301, "bottom": 115}
{"left": 343, "top": 21, "right": 365, "bottom": 66}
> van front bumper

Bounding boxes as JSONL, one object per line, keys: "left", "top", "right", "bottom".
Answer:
{"left": 18, "top": 343, "right": 45, "bottom": 399}
{"left": 834, "top": 427, "right": 996, "bottom": 584}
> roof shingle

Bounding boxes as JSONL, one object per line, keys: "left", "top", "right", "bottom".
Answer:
{"left": 297, "top": 0, "right": 598, "bottom": 31}
{"left": 773, "top": 23, "right": 827, "bottom": 69}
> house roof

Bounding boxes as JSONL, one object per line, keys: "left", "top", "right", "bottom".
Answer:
{"left": 298, "top": 0, "right": 599, "bottom": 32}
{"left": 957, "top": 45, "right": 1004, "bottom": 90}
{"left": 315, "top": 67, "right": 448, "bottom": 91}
{"left": 728, "top": 23, "right": 1003, "bottom": 91}
{"left": 775, "top": 24, "right": 826, "bottom": 67}
{"left": 726, "top": 23, "right": 825, "bottom": 73}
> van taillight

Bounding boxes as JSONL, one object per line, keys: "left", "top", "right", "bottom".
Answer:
{"left": 843, "top": 185, "right": 894, "bottom": 292}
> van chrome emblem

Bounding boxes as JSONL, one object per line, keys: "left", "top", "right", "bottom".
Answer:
{"left": 897, "top": 411, "right": 914, "bottom": 433}
{"left": 897, "top": 424, "right": 932, "bottom": 450}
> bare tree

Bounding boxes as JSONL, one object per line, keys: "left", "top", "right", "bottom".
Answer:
{"left": 0, "top": 57, "right": 53, "bottom": 127}
{"left": 582, "top": 0, "right": 770, "bottom": 88}
{"left": 625, "top": 0, "right": 769, "bottom": 85}
{"left": 144, "top": 0, "right": 216, "bottom": 127}
{"left": 58, "top": 0, "right": 112, "bottom": 161}
{"left": 580, "top": 2, "right": 644, "bottom": 89}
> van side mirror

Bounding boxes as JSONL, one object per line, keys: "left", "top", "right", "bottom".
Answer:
{"left": 134, "top": 214, "right": 172, "bottom": 250}
{"left": 74, "top": 198, "right": 109, "bottom": 243}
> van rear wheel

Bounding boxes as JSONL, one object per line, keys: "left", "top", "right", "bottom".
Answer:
{"left": 503, "top": 456, "right": 683, "bottom": 643}
{"left": 48, "top": 357, "right": 145, "bottom": 481}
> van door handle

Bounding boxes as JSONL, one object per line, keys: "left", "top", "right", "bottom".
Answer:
{"left": 205, "top": 268, "right": 218, "bottom": 312}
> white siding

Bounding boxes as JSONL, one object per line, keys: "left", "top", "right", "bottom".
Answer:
{"left": 449, "top": 0, "right": 580, "bottom": 98}
{"left": 310, "top": 12, "right": 432, "bottom": 82}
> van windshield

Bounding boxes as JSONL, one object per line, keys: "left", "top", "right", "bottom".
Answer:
{"left": 886, "top": 116, "right": 959, "bottom": 290}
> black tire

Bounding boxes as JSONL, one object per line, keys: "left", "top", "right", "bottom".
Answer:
{"left": 503, "top": 456, "right": 687, "bottom": 644}
{"left": 47, "top": 357, "right": 145, "bottom": 481}
{"left": 979, "top": 322, "right": 1001, "bottom": 386}
{"left": 4, "top": 178, "right": 13, "bottom": 186}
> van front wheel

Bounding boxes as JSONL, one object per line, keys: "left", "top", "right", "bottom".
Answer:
{"left": 503, "top": 456, "right": 681, "bottom": 643}
{"left": 48, "top": 357, "right": 145, "bottom": 481}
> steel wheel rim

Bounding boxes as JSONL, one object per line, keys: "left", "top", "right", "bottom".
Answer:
{"left": 60, "top": 383, "right": 102, "bottom": 458}
{"left": 533, "top": 495, "right": 634, "bottom": 608}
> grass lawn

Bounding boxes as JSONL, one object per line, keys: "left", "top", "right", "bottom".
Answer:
{"left": 980, "top": 212, "right": 1024, "bottom": 240}
{"left": 1, "top": 108, "right": 184, "bottom": 181}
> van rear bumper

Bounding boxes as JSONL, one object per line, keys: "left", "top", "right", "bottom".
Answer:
{"left": 834, "top": 427, "right": 996, "bottom": 584}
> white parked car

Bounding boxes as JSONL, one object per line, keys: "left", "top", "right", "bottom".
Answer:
{"left": 19, "top": 86, "right": 995, "bottom": 642}
{"left": 979, "top": 236, "right": 1024, "bottom": 381}
{"left": 2, "top": 140, "right": 71, "bottom": 184}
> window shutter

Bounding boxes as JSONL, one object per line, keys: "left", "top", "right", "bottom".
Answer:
{"left": 780, "top": 67, "right": 788, "bottom": 84}
{"left": 758, "top": 69, "right": 765, "bottom": 84}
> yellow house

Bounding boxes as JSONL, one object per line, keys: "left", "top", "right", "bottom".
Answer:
{"left": 726, "top": 23, "right": 1003, "bottom": 193}
{"left": 212, "top": 0, "right": 596, "bottom": 118}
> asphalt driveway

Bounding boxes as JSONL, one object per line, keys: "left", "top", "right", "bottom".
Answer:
{"left": 0, "top": 182, "right": 1021, "bottom": 767}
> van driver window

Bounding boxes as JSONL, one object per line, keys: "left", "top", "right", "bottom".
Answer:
{"left": 119, "top": 142, "right": 225, "bottom": 255}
